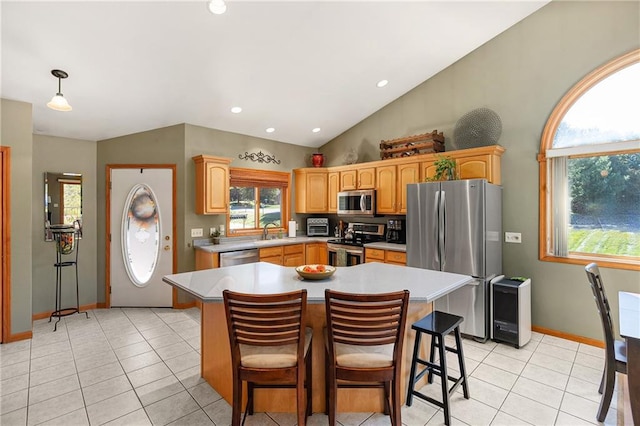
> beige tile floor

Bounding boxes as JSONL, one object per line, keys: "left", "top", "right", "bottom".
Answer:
{"left": 0, "top": 307, "right": 620, "bottom": 425}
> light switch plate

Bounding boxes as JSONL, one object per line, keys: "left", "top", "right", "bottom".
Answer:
{"left": 505, "top": 232, "right": 522, "bottom": 243}
{"left": 191, "top": 228, "right": 204, "bottom": 238}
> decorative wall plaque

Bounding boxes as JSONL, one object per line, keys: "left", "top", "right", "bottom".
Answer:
{"left": 238, "top": 151, "right": 281, "bottom": 164}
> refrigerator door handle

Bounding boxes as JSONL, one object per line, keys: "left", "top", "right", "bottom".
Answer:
{"left": 433, "top": 190, "right": 440, "bottom": 266}
{"left": 439, "top": 190, "right": 446, "bottom": 268}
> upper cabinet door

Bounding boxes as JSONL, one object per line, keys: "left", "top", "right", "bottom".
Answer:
{"left": 294, "top": 168, "right": 328, "bottom": 213}
{"left": 340, "top": 170, "right": 357, "bottom": 191}
{"left": 397, "top": 162, "right": 420, "bottom": 213}
{"left": 376, "top": 165, "right": 396, "bottom": 214}
{"left": 193, "top": 155, "right": 232, "bottom": 214}
{"left": 328, "top": 171, "right": 339, "bottom": 213}
{"left": 357, "top": 166, "right": 376, "bottom": 189}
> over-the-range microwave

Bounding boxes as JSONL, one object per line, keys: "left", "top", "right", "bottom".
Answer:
{"left": 337, "top": 189, "right": 376, "bottom": 217}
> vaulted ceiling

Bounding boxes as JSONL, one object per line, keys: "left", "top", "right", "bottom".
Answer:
{"left": 1, "top": 1, "right": 549, "bottom": 148}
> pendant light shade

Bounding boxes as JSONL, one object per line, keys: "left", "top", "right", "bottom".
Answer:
{"left": 47, "top": 69, "right": 72, "bottom": 112}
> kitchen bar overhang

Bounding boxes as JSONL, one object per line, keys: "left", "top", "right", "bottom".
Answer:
{"left": 163, "top": 262, "right": 473, "bottom": 413}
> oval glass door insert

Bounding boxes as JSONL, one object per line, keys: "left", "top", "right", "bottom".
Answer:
{"left": 122, "top": 184, "right": 161, "bottom": 287}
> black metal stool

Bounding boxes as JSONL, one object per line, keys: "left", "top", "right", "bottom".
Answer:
{"left": 406, "top": 311, "right": 470, "bottom": 426}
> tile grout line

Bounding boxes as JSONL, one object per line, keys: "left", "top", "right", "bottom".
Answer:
{"left": 6, "top": 310, "right": 613, "bottom": 426}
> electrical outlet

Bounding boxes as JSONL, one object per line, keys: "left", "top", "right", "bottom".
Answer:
{"left": 219, "top": 225, "right": 225, "bottom": 236}
{"left": 505, "top": 232, "right": 522, "bottom": 243}
{"left": 191, "top": 228, "right": 203, "bottom": 238}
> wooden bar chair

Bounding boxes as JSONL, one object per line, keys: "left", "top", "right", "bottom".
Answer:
{"left": 324, "top": 289, "right": 410, "bottom": 426}
{"left": 223, "top": 289, "right": 312, "bottom": 426}
{"left": 585, "top": 263, "right": 627, "bottom": 422}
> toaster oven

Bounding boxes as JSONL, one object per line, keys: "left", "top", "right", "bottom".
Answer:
{"left": 307, "top": 217, "right": 329, "bottom": 236}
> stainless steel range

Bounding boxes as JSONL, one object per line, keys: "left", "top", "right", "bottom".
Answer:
{"left": 326, "top": 223, "right": 385, "bottom": 267}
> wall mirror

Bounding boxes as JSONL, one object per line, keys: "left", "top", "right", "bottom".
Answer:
{"left": 44, "top": 172, "right": 83, "bottom": 241}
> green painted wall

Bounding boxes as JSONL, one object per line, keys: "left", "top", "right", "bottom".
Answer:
{"left": 184, "top": 123, "right": 315, "bottom": 264}
{"left": 319, "top": 1, "right": 640, "bottom": 340}
{"left": 96, "top": 124, "right": 185, "bottom": 304}
{"left": 95, "top": 124, "right": 314, "bottom": 304}
{"left": 32, "top": 135, "right": 97, "bottom": 315}
{"left": 1, "top": 99, "right": 33, "bottom": 335}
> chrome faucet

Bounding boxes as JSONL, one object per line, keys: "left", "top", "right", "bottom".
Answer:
{"left": 262, "top": 222, "right": 279, "bottom": 240}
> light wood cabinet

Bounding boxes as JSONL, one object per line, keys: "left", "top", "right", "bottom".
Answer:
{"left": 375, "top": 165, "right": 397, "bottom": 214}
{"left": 365, "top": 248, "right": 385, "bottom": 263}
{"left": 420, "top": 161, "right": 437, "bottom": 182}
{"left": 420, "top": 146, "right": 505, "bottom": 184}
{"left": 283, "top": 244, "right": 305, "bottom": 267}
{"left": 340, "top": 166, "right": 376, "bottom": 191}
{"left": 293, "top": 168, "right": 328, "bottom": 213}
{"left": 327, "top": 171, "right": 339, "bottom": 213}
{"left": 193, "top": 155, "right": 232, "bottom": 215}
{"left": 259, "top": 246, "right": 283, "bottom": 265}
{"left": 457, "top": 154, "right": 502, "bottom": 184}
{"left": 365, "top": 247, "right": 406, "bottom": 265}
{"left": 396, "top": 162, "right": 420, "bottom": 214}
{"left": 357, "top": 166, "right": 376, "bottom": 189}
{"left": 376, "top": 162, "right": 419, "bottom": 214}
{"left": 340, "top": 170, "right": 357, "bottom": 191}
{"left": 260, "top": 244, "right": 305, "bottom": 266}
{"left": 385, "top": 250, "right": 406, "bottom": 265}
{"left": 195, "top": 250, "right": 219, "bottom": 270}
{"left": 292, "top": 145, "right": 505, "bottom": 214}
{"left": 305, "top": 242, "right": 328, "bottom": 265}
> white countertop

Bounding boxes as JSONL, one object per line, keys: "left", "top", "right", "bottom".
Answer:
{"left": 195, "top": 236, "right": 331, "bottom": 253}
{"left": 163, "top": 262, "right": 472, "bottom": 302}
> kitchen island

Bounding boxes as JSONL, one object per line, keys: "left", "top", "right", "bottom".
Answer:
{"left": 163, "top": 261, "right": 472, "bottom": 413}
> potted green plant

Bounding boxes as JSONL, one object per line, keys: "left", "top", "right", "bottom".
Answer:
{"left": 211, "top": 228, "right": 221, "bottom": 245}
{"left": 426, "top": 155, "right": 458, "bottom": 181}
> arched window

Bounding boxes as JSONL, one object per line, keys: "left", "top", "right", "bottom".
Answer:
{"left": 538, "top": 49, "right": 640, "bottom": 271}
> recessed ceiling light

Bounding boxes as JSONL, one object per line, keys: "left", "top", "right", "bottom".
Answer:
{"left": 312, "top": 128, "right": 321, "bottom": 133}
{"left": 376, "top": 79, "right": 389, "bottom": 88}
{"left": 231, "top": 106, "right": 242, "bottom": 113}
{"left": 208, "top": 0, "right": 227, "bottom": 15}
{"left": 266, "top": 127, "right": 275, "bottom": 133}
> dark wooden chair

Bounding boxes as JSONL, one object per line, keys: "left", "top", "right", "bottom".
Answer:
{"left": 585, "top": 263, "right": 627, "bottom": 422}
{"left": 223, "top": 289, "right": 312, "bottom": 426}
{"left": 324, "top": 289, "right": 410, "bottom": 426}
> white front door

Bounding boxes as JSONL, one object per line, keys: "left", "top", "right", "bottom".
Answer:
{"left": 109, "top": 168, "right": 173, "bottom": 307}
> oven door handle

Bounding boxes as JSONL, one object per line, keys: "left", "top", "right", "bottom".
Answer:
{"left": 328, "top": 247, "right": 363, "bottom": 256}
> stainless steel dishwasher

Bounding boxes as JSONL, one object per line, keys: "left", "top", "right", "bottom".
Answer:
{"left": 219, "top": 249, "right": 260, "bottom": 267}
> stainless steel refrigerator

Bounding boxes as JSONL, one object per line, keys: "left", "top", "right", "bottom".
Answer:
{"left": 406, "top": 179, "right": 502, "bottom": 340}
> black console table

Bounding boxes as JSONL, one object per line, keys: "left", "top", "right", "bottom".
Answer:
{"left": 49, "top": 225, "right": 88, "bottom": 331}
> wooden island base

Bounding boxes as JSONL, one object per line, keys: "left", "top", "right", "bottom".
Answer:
{"left": 201, "top": 301, "right": 433, "bottom": 413}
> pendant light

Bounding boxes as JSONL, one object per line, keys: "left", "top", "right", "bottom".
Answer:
{"left": 47, "top": 69, "right": 72, "bottom": 112}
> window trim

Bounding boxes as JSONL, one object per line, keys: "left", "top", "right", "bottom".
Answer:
{"left": 227, "top": 167, "right": 291, "bottom": 238}
{"left": 538, "top": 48, "right": 640, "bottom": 271}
